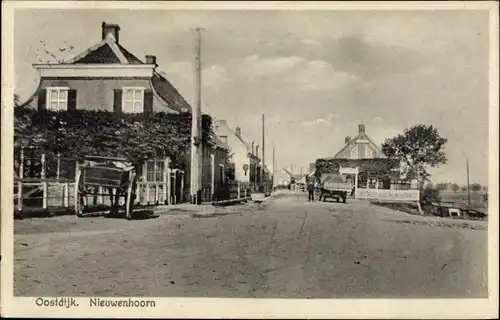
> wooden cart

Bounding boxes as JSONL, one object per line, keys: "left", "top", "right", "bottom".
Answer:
{"left": 75, "top": 156, "right": 137, "bottom": 219}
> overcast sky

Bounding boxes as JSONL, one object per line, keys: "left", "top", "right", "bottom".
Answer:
{"left": 14, "top": 9, "right": 491, "bottom": 185}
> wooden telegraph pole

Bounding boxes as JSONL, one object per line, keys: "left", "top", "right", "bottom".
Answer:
{"left": 262, "top": 113, "right": 265, "bottom": 193}
{"left": 272, "top": 145, "right": 275, "bottom": 189}
{"left": 190, "top": 27, "right": 204, "bottom": 204}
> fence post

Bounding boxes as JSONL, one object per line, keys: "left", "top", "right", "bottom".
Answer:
{"left": 146, "top": 183, "right": 150, "bottom": 205}
{"left": 180, "top": 171, "right": 184, "bottom": 203}
{"left": 18, "top": 181, "right": 23, "bottom": 211}
{"left": 163, "top": 158, "right": 169, "bottom": 205}
{"left": 42, "top": 181, "right": 48, "bottom": 209}
{"left": 154, "top": 160, "right": 159, "bottom": 204}
{"left": 56, "top": 153, "right": 61, "bottom": 181}
{"left": 19, "top": 147, "right": 24, "bottom": 179}
{"left": 64, "top": 182, "right": 69, "bottom": 207}
{"left": 143, "top": 161, "right": 148, "bottom": 182}
{"left": 167, "top": 168, "right": 172, "bottom": 205}
{"left": 155, "top": 182, "right": 160, "bottom": 205}
{"left": 98, "top": 186, "right": 103, "bottom": 205}
{"left": 172, "top": 172, "right": 177, "bottom": 205}
{"left": 17, "top": 147, "right": 24, "bottom": 211}
{"left": 41, "top": 153, "right": 46, "bottom": 179}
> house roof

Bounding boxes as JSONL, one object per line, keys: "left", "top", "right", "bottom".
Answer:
{"left": 38, "top": 33, "right": 192, "bottom": 113}
{"left": 214, "top": 120, "right": 257, "bottom": 158}
{"left": 330, "top": 128, "right": 384, "bottom": 160}
{"left": 211, "top": 132, "right": 230, "bottom": 150}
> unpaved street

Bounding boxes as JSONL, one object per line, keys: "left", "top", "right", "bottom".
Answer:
{"left": 14, "top": 193, "right": 488, "bottom": 298}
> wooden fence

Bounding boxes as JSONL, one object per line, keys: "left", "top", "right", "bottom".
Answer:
{"left": 13, "top": 149, "right": 186, "bottom": 212}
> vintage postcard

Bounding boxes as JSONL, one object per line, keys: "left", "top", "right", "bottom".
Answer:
{"left": 1, "top": 1, "right": 498, "bottom": 318}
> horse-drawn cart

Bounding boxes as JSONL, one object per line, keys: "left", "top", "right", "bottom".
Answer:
{"left": 75, "top": 155, "right": 137, "bottom": 219}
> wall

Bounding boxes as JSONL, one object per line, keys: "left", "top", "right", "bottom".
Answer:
{"left": 26, "top": 77, "right": 177, "bottom": 113}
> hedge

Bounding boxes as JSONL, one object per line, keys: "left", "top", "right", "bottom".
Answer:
{"left": 14, "top": 108, "right": 214, "bottom": 169}
{"left": 314, "top": 158, "right": 401, "bottom": 181}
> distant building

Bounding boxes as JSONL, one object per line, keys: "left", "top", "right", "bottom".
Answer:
{"left": 213, "top": 120, "right": 262, "bottom": 186}
{"left": 331, "top": 124, "right": 385, "bottom": 160}
{"left": 319, "top": 123, "right": 405, "bottom": 190}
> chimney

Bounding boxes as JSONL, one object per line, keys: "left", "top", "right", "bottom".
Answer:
{"left": 235, "top": 126, "right": 241, "bottom": 138}
{"left": 255, "top": 145, "right": 259, "bottom": 158}
{"left": 101, "top": 22, "right": 120, "bottom": 43}
{"left": 145, "top": 55, "right": 157, "bottom": 67}
{"left": 345, "top": 136, "right": 351, "bottom": 144}
{"left": 358, "top": 124, "right": 366, "bottom": 134}
{"left": 251, "top": 142, "right": 255, "bottom": 155}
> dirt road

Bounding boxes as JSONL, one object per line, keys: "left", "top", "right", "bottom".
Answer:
{"left": 14, "top": 193, "right": 488, "bottom": 298}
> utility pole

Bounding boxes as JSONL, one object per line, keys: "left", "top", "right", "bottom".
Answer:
{"left": 262, "top": 113, "right": 265, "bottom": 193}
{"left": 190, "top": 27, "right": 204, "bottom": 204}
{"left": 272, "top": 145, "right": 275, "bottom": 189}
{"left": 466, "top": 157, "right": 471, "bottom": 207}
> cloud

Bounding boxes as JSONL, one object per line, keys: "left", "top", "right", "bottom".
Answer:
{"left": 372, "top": 116, "right": 383, "bottom": 122}
{"left": 204, "top": 64, "right": 232, "bottom": 89}
{"left": 300, "top": 113, "right": 341, "bottom": 127}
{"left": 290, "top": 60, "right": 358, "bottom": 91}
{"left": 239, "top": 54, "right": 305, "bottom": 78}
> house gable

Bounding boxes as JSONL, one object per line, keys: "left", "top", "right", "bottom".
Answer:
{"left": 332, "top": 124, "right": 385, "bottom": 160}
{"left": 20, "top": 22, "right": 191, "bottom": 114}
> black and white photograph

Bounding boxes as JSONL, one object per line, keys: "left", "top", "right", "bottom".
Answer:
{"left": 1, "top": 1, "right": 498, "bottom": 318}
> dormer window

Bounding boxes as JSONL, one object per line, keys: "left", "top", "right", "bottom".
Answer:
{"left": 46, "top": 87, "right": 69, "bottom": 111}
{"left": 122, "top": 87, "right": 144, "bottom": 113}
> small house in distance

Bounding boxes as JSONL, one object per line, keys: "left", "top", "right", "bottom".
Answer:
{"left": 213, "top": 120, "right": 263, "bottom": 190}
{"left": 316, "top": 123, "right": 404, "bottom": 190}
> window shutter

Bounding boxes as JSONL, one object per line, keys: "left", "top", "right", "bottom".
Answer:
{"left": 113, "top": 89, "right": 123, "bottom": 114}
{"left": 144, "top": 89, "right": 154, "bottom": 115}
{"left": 68, "top": 89, "right": 77, "bottom": 111}
{"left": 37, "top": 89, "right": 47, "bottom": 111}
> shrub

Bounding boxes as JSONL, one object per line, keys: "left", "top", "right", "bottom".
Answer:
{"left": 14, "top": 108, "right": 214, "bottom": 169}
{"left": 420, "top": 185, "right": 441, "bottom": 205}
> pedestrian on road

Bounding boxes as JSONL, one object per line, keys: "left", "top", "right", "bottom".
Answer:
{"left": 307, "top": 178, "right": 315, "bottom": 202}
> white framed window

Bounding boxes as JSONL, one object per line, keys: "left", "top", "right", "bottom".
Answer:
{"left": 122, "top": 87, "right": 145, "bottom": 113}
{"left": 46, "top": 87, "right": 69, "bottom": 111}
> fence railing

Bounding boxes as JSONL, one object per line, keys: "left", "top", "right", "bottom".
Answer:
{"left": 13, "top": 148, "right": 188, "bottom": 211}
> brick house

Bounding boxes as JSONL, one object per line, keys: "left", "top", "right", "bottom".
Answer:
{"left": 18, "top": 21, "right": 229, "bottom": 202}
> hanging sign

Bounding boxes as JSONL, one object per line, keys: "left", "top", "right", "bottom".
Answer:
{"left": 243, "top": 164, "right": 249, "bottom": 175}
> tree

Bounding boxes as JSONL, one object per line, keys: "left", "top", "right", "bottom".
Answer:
{"left": 470, "top": 183, "right": 482, "bottom": 192}
{"left": 451, "top": 183, "right": 460, "bottom": 193}
{"left": 461, "top": 185, "right": 467, "bottom": 192}
{"left": 382, "top": 124, "right": 447, "bottom": 189}
{"left": 436, "top": 183, "right": 448, "bottom": 191}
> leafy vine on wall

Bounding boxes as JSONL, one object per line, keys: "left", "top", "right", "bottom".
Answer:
{"left": 14, "top": 108, "right": 214, "bottom": 169}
